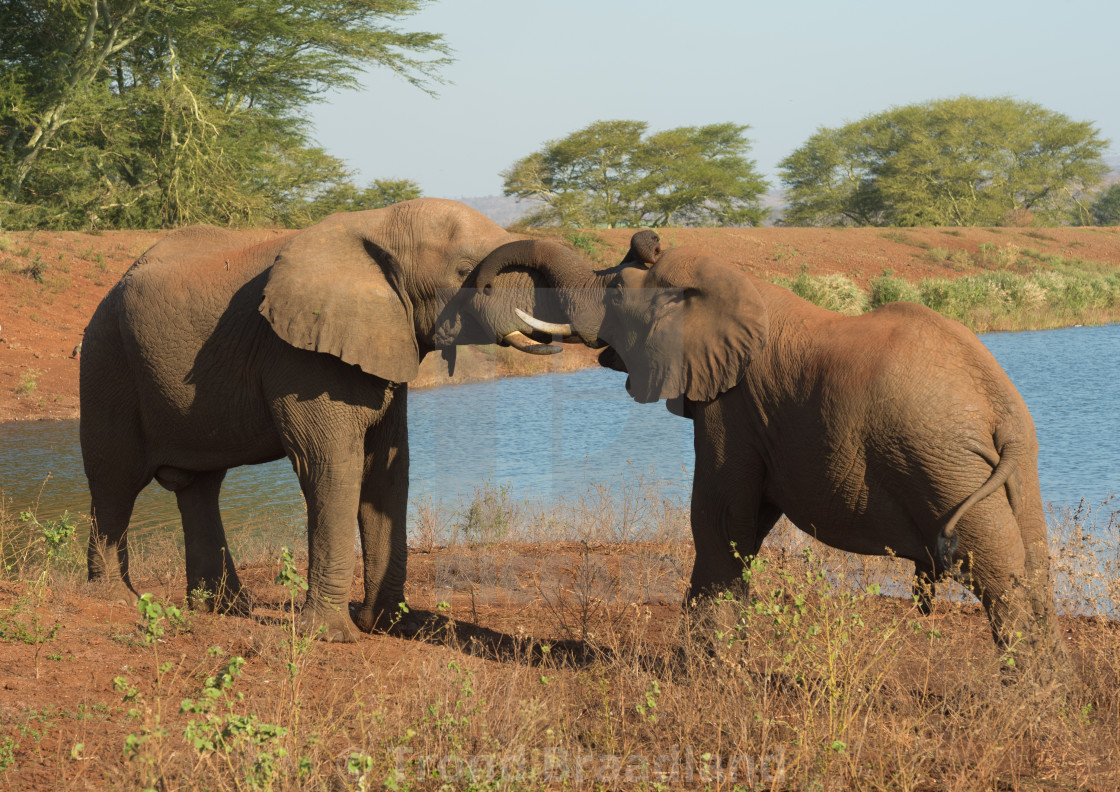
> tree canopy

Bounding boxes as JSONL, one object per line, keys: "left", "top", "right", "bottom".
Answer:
{"left": 0, "top": 0, "right": 448, "bottom": 229}
{"left": 301, "top": 178, "right": 423, "bottom": 223}
{"left": 1089, "top": 183, "right": 1120, "bottom": 226}
{"left": 502, "top": 121, "right": 769, "bottom": 228}
{"left": 779, "top": 96, "right": 1110, "bottom": 227}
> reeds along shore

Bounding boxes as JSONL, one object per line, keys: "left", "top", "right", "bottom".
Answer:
{"left": 1, "top": 481, "right": 1118, "bottom": 790}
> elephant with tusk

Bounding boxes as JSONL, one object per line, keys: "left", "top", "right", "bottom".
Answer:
{"left": 80, "top": 198, "right": 583, "bottom": 641}
{"left": 469, "top": 231, "right": 1072, "bottom": 682}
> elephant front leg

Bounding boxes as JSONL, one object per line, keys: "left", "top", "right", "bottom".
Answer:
{"left": 351, "top": 392, "right": 414, "bottom": 634}
{"left": 685, "top": 444, "right": 776, "bottom": 605}
{"left": 297, "top": 460, "right": 364, "bottom": 642}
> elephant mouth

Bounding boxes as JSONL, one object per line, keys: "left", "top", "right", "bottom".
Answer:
{"left": 500, "top": 329, "right": 563, "bottom": 355}
{"left": 495, "top": 308, "right": 584, "bottom": 355}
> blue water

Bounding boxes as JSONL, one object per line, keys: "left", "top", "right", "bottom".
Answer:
{"left": 1, "top": 324, "right": 1117, "bottom": 540}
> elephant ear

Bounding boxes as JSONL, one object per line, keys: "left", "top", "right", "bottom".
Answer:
{"left": 635, "top": 251, "right": 768, "bottom": 403}
{"left": 259, "top": 212, "right": 419, "bottom": 382}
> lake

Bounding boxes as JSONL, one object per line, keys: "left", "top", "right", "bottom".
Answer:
{"left": 1, "top": 323, "right": 1117, "bottom": 543}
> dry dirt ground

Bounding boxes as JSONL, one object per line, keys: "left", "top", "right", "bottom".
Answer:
{"left": 3, "top": 224, "right": 1120, "bottom": 422}
{"left": 3, "top": 539, "right": 1117, "bottom": 791}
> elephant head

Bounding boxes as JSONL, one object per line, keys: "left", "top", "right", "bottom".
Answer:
{"left": 259, "top": 197, "right": 531, "bottom": 379}
{"left": 471, "top": 231, "right": 769, "bottom": 403}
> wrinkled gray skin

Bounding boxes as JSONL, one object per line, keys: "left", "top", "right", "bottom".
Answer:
{"left": 80, "top": 199, "right": 564, "bottom": 641}
{"left": 471, "top": 233, "right": 1067, "bottom": 674}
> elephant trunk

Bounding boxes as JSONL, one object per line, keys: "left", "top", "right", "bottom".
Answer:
{"left": 473, "top": 240, "right": 608, "bottom": 348}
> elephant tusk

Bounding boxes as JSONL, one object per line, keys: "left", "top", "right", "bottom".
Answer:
{"left": 514, "top": 308, "right": 573, "bottom": 338}
{"left": 501, "top": 330, "right": 562, "bottom": 355}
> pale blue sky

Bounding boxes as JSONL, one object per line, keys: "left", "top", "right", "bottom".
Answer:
{"left": 309, "top": 0, "right": 1120, "bottom": 199}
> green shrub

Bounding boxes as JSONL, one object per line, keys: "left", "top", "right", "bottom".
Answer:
{"left": 869, "top": 272, "right": 920, "bottom": 307}
{"left": 776, "top": 271, "right": 868, "bottom": 316}
{"left": 457, "top": 480, "right": 518, "bottom": 545}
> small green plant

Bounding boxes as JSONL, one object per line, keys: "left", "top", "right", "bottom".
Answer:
{"left": 23, "top": 254, "right": 47, "bottom": 282}
{"left": 635, "top": 679, "right": 660, "bottom": 724}
{"left": 136, "top": 593, "right": 182, "bottom": 647}
{"left": 564, "top": 230, "right": 605, "bottom": 262}
{"left": 457, "top": 480, "right": 518, "bottom": 545}
{"left": 15, "top": 370, "right": 38, "bottom": 396}
{"left": 275, "top": 546, "right": 313, "bottom": 682}
{"left": 0, "top": 736, "right": 18, "bottom": 774}
{"left": 180, "top": 654, "right": 293, "bottom": 790}
{"left": 879, "top": 230, "right": 914, "bottom": 246}
{"left": 770, "top": 242, "right": 800, "bottom": 262}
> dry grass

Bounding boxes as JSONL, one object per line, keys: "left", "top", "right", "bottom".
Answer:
{"left": 1, "top": 485, "right": 1118, "bottom": 790}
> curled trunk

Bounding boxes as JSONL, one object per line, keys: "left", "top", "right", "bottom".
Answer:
{"left": 471, "top": 239, "right": 608, "bottom": 349}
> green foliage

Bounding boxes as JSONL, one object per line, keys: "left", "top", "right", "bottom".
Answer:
{"left": 136, "top": 594, "right": 184, "bottom": 647}
{"left": 1088, "top": 183, "right": 1120, "bottom": 226}
{"left": 180, "top": 655, "right": 291, "bottom": 791}
{"left": 299, "top": 178, "right": 423, "bottom": 224}
{"left": 0, "top": 1, "right": 448, "bottom": 230}
{"left": 780, "top": 96, "right": 1109, "bottom": 227}
{"left": 0, "top": 736, "right": 15, "bottom": 774}
{"left": 503, "top": 120, "right": 769, "bottom": 228}
{"left": 869, "top": 271, "right": 921, "bottom": 307}
{"left": 773, "top": 270, "right": 868, "bottom": 315}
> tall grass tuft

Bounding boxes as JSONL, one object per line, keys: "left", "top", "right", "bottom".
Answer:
{"left": 774, "top": 270, "right": 868, "bottom": 316}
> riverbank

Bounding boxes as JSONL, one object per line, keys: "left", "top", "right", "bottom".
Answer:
{"left": 1, "top": 492, "right": 1118, "bottom": 789}
{"left": 3, "top": 224, "right": 1119, "bottom": 422}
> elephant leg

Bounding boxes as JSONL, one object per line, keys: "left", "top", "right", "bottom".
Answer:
{"left": 685, "top": 445, "right": 774, "bottom": 603}
{"left": 351, "top": 388, "right": 411, "bottom": 633}
{"left": 952, "top": 499, "right": 1038, "bottom": 660}
{"left": 158, "top": 467, "right": 252, "bottom": 615}
{"left": 289, "top": 451, "right": 364, "bottom": 643}
{"left": 87, "top": 478, "right": 145, "bottom": 603}
{"left": 912, "top": 558, "right": 938, "bottom": 616}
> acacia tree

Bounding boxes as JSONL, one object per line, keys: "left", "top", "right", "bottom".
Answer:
{"left": 1089, "top": 184, "right": 1120, "bottom": 226}
{"left": 502, "top": 120, "right": 769, "bottom": 227}
{"left": 0, "top": 0, "right": 448, "bottom": 229}
{"left": 301, "top": 178, "right": 423, "bottom": 223}
{"left": 779, "top": 96, "right": 1109, "bottom": 227}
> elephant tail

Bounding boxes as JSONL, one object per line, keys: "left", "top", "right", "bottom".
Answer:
{"left": 936, "top": 438, "right": 1020, "bottom": 569}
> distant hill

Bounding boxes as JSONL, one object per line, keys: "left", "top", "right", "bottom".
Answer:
{"left": 456, "top": 195, "right": 539, "bottom": 227}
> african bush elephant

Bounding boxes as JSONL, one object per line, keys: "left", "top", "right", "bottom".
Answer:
{"left": 470, "top": 233, "right": 1066, "bottom": 672}
{"left": 80, "top": 199, "right": 567, "bottom": 641}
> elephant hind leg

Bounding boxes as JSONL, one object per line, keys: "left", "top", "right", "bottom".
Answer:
{"left": 912, "top": 561, "right": 938, "bottom": 616}
{"left": 169, "top": 468, "right": 252, "bottom": 615}
{"left": 87, "top": 478, "right": 146, "bottom": 603}
{"left": 951, "top": 498, "right": 1053, "bottom": 673}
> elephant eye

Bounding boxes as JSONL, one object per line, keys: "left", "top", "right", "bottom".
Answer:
{"left": 455, "top": 260, "right": 476, "bottom": 280}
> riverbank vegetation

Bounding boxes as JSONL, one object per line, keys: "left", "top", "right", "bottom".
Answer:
{"left": 1, "top": 482, "right": 1118, "bottom": 789}
{"left": 776, "top": 244, "right": 1120, "bottom": 333}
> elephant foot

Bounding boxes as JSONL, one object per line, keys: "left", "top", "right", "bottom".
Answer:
{"left": 87, "top": 577, "right": 139, "bottom": 607}
{"left": 351, "top": 601, "right": 429, "bottom": 637}
{"left": 298, "top": 602, "right": 361, "bottom": 643}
